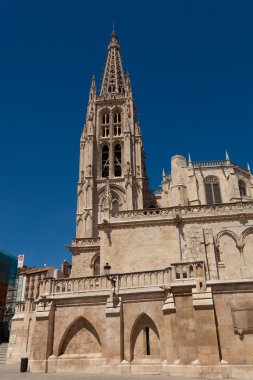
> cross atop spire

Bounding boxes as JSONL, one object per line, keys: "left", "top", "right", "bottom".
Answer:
{"left": 100, "top": 31, "right": 126, "bottom": 96}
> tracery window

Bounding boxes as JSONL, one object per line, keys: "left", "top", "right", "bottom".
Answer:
{"left": 101, "top": 113, "right": 109, "bottom": 137}
{"left": 112, "top": 199, "right": 119, "bottom": 212}
{"left": 113, "top": 112, "right": 122, "bottom": 136}
{"left": 102, "top": 113, "right": 109, "bottom": 124}
{"left": 102, "top": 145, "right": 109, "bottom": 178}
{"left": 93, "top": 256, "right": 100, "bottom": 276}
{"left": 204, "top": 176, "right": 222, "bottom": 204}
{"left": 114, "top": 144, "right": 122, "bottom": 177}
{"left": 239, "top": 180, "right": 247, "bottom": 197}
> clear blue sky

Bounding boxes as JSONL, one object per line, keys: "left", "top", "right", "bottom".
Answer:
{"left": 0, "top": 0, "right": 252, "bottom": 268}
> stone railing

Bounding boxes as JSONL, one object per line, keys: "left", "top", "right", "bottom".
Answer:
{"left": 171, "top": 260, "right": 206, "bottom": 281}
{"left": 39, "top": 267, "right": 172, "bottom": 297}
{"left": 192, "top": 160, "right": 229, "bottom": 167}
{"left": 15, "top": 302, "right": 26, "bottom": 313}
{"left": 110, "top": 202, "right": 253, "bottom": 221}
{"left": 118, "top": 267, "right": 171, "bottom": 289}
{"left": 71, "top": 238, "right": 100, "bottom": 247}
{"left": 97, "top": 93, "right": 126, "bottom": 101}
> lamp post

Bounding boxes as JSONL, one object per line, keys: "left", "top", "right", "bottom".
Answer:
{"left": 104, "top": 262, "right": 117, "bottom": 298}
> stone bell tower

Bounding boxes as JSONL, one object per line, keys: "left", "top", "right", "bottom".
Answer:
{"left": 75, "top": 31, "right": 151, "bottom": 239}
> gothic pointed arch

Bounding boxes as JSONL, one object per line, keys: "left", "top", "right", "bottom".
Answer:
{"left": 98, "top": 184, "right": 125, "bottom": 211}
{"left": 130, "top": 313, "right": 160, "bottom": 361}
{"left": 241, "top": 228, "right": 253, "bottom": 277}
{"left": 90, "top": 252, "right": 100, "bottom": 276}
{"left": 59, "top": 316, "right": 101, "bottom": 356}
{"left": 242, "top": 227, "right": 253, "bottom": 242}
{"left": 216, "top": 231, "right": 242, "bottom": 279}
{"left": 215, "top": 230, "right": 240, "bottom": 247}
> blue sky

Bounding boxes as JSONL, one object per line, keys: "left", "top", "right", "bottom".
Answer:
{"left": 0, "top": 0, "right": 253, "bottom": 268}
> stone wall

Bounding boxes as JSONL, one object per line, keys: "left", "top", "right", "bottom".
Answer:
{"left": 100, "top": 224, "right": 180, "bottom": 274}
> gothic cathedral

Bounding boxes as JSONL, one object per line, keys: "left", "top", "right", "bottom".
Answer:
{"left": 7, "top": 32, "right": 253, "bottom": 379}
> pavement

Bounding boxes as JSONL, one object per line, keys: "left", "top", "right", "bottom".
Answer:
{"left": 0, "top": 364, "right": 213, "bottom": 380}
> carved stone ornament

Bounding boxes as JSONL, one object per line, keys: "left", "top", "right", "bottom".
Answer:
{"left": 231, "top": 308, "right": 253, "bottom": 338}
{"left": 205, "top": 176, "right": 220, "bottom": 184}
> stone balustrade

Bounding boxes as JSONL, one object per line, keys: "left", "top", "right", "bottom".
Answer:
{"left": 118, "top": 267, "right": 171, "bottom": 289}
{"left": 16, "top": 263, "right": 208, "bottom": 307}
{"left": 110, "top": 201, "right": 253, "bottom": 220}
{"left": 71, "top": 237, "right": 100, "bottom": 247}
{"left": 171, "top": 260, "right": 206, "bottom": 281}
{"left": 15, "top": 302, "right": 26, "bottom": 313}
{"left": 38, "top": 267, "right": 172, "bottom": 297}
{"left": 192, "top": 160, "right": 229, "bottom": 167}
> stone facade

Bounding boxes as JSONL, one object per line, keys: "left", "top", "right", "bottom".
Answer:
{"left": 7, "top": 32, "right": 253, "bottom": 378}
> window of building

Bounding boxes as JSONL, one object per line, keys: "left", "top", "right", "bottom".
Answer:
{"left": 114, "top": 125, "right": 121, "bottom": 136}
{"left": 239, "top": 180, "right": 247, "bottom": 197}
{"left": 204, "top": 176, "right": 222, "bottom": 204}
{"left": 102, "top": 113, "right": 109, "bottom": 124}
{"left": 114, "top": 144, "right": 122, "bottom": 177}
{"left": 112, "top": 199, "right": 119, "bottom": 212}
{"left": 102, "top": 145, "right": 109, "bottom": 177}
{"left": 145, "top": 327, "right": 150, "bottom": 355}
{"left": 114, "top": 112, "right": 121, "bottom": 124}
{"left": 101, "top": 113, "right": 110, "bottom": 137}
{"left": 93, "top": 256, "right": 100, "bottom": 276}
{"left": 215, "top": 247, "right": 221, "bottom": 263}
{"left": 113, "top": 112, "right": 122, "bottom": 136}
{"left": 102, "top": 126, "right": 109, "bottom": 137}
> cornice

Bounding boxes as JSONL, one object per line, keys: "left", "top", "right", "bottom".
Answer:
{"left": 101, "top": 202, "right": 253, "bottom": 229}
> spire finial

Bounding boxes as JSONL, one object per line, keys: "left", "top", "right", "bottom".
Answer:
{"left": 162, "top": 168, "right": 165, "bottom": 178}
{"left": 247, "top": 162, "right": 251, "bottom": 173}
{"left": 89, "top": 75, "right": 96, "bottom": 101}
{"left": 225, "top": 150, "right": 230, "bottom": 161}
{"left": 188, "top": 153, "right": 193, "bottom": 167}
{"left": 100, "top": 31, "right": 126, "bottom": 95}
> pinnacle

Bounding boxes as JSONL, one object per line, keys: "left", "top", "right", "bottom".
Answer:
{"left": 100, "top": 32, "right": 126, "bottom": 96}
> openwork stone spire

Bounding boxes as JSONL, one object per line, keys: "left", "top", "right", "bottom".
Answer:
{"left": 100, "top": 31, "right": 126, "bottom": 95}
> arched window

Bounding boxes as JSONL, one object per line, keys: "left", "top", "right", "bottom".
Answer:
{"left": 102, "top": 113, "right": 109, "bottom": 124}
{"left": 93, "top": 256, "right": 100, "bottom": 276}
{"left": 113, "top": 112, "right": 122, "bottom": 136}
{"left": 112, "top": 199, "right": 119, "bottom": 212}
{"left": 101, "top": 113, "right": 109, "bottom": 137}
{"left": 204, "top": 176, "right": 222, "bottom": 204}
{"left": 102, "top": 145, "right": 109, "bottom": 178}
{"left": 114, "top": 144, "right": 122, "bottom": 177}
{"left": 114, "top": 112, "right": 121, "bottom": 124}
{"left": 239, "top": 180, "right": 247, "bottom": 197}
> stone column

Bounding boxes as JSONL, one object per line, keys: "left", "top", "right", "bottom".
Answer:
{"left": 192, "top": 287, "right": 220, "bottom": 365}
{"left": 103, "top": 296, "right": 123, "bottom": 373}
{"left": 174, "top": 292, "right": 198, "bottom": 364}
{"left": 162, "top": 291, "right": 179, "bottom": 364}
{"left": 29, "top": 300, "right": 54, "bottom": 372}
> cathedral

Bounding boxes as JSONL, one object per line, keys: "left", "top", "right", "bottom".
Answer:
{"left": 7, "top": 32, "right": 253, "bottom": 378}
